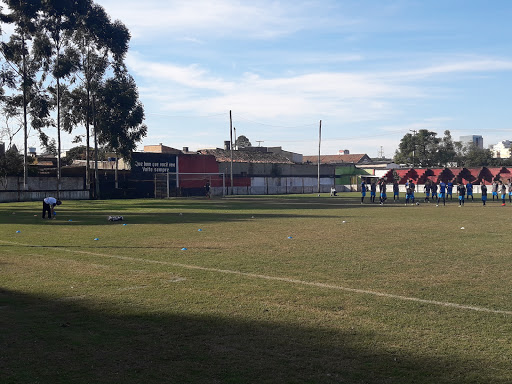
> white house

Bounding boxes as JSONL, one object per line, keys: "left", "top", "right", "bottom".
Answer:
{"left": 490, "top": 140, "right": 511, "bottom": 159}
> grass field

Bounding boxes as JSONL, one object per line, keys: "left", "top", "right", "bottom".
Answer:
{"left": 1, "top": 194, "right": 512, "bottom": 384}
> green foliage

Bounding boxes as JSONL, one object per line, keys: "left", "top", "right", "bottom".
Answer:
{"left": 0, "top": 146, "right": 23, "bottom": 176}
{"left": 236, "top": 134, "right": 252, "bottom": 148}
{"left": 394, "top": 129, "right": 496, "bottom": 168}
{"left": 96, "top": 69, "right": 147, "bottom": 159}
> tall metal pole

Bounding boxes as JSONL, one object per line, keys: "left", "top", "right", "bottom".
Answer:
{"left": 317, "top": 120, "right": 322, "bottom": 193}
{"left": 229, "top": 110, "right": 234, "bottom": 195}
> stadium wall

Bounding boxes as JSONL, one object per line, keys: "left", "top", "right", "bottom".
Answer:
{"left": 0, "top": 176, "right": 89, "bottom": 202}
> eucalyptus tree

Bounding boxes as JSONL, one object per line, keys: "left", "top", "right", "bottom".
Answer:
{"left": 0, "top": 0, "right": 42, "bottom": 188}
{"left": 95, "top": 68, "right": 147, "bottom": 187}
{"left": 64, "top": 3, "right": 129, "bottom": 190}
{"left": 35, "top": 0, "right": 88, "bottom": 196}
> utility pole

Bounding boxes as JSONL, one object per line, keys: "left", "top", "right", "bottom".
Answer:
{"left": 378, "top": 146, "right": 384, "bottom": 159}
{"left": 317, "top": 120, "right": 322, "bottom": 194}
{"left": 233, "top": 127, "right": 237, "bottom": 150}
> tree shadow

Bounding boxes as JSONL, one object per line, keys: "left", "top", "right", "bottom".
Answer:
{"left": 0, "top": 288, "right": 495, "bottom": 384}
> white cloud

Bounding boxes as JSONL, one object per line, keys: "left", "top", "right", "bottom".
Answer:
{"left": 100, "top": 0, "right": 328, "bottom": 40}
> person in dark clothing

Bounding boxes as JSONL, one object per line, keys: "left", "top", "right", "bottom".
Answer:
{"left": 370, "top": 181, "right": 377, "bottom": 203}
{"left": 481, "top": 183, "right": 487, "bottom": 206}
{"left": 457, "top": 182, "right": 466, "bottom": 207}
{"left": 379, "top": 179, "right": 387, "bottom": 205}
{"left": 393, "top": 181, "right": 399, "bottom": 202}
{"left": 431, "top": 182, "right": 438, "bottom": 201}
{"left": 424, "top": 181, "right": 431, "bottom": 203}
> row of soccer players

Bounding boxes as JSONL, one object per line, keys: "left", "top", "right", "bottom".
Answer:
{"left": 360, "top": 179, "right": 512, "bottom": 206}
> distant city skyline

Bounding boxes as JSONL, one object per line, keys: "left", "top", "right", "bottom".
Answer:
{"left": 4, "top": 1, "right": 512, "bottom": 159}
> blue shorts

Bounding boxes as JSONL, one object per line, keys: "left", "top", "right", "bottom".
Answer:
{"left": 380, "top": 193, "right": 387, "bottom": 198}
{"left": 447, "top": 191, "right": 453, "bottom": 195}
{"left": 501, "top": 194, "right": 506, "bottom": 199}
{"left": 361, "top": 191, "right": 366, "bottom": 197}
{"left": 406, "top": 194, "right": 414, "bottom": 200}
{"left": 509, "top": 192, "right": 512, "bottom": 196}
{"left": 467, "top": 192, "right": 473, "bottom": 196}
{"left": 425, "top": 193, "right": 430, "bottom": 197}
{"left": 459, "top": 196, "right": 465, "bottom": 201}
{"left": 492, "top": 192, "right": 498, "bottom": 196}
{"left": 438, "top": 193, "right": 445, "bottom": 198}
{"left": 370, "top": 192, "right": 376, "bottom": 197}
{"left": 482, "top": 196, "right": 487, "bottom": 201}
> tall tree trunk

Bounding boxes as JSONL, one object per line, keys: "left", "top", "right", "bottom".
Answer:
{"left": 56, "top": 76, "right": 61, "bottom": 198}
{"left": 93, "top": 96, "right": 99, "bottom": 199}
{"left": 22, "top": 33, "right": 28, "bottom": 190}
{"left": 85, "top": 47, "right": 90, "bottom": 195}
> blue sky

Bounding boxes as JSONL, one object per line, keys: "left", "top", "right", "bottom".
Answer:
{"left": 16, "top": 1, "right": 512, "bottom": 157}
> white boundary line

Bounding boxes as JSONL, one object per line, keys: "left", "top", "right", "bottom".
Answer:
{"left": 2, "top": 239, "right": 512, "bottom": 316}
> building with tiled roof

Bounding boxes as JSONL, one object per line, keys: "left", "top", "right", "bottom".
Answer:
{"left": 198, "top": 147, "right": 295, "bottom": 164}
{"left": 303, "top": 153, "right": 372, "bottom": 165}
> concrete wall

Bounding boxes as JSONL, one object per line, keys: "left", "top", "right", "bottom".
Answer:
{"left": 210, "top": 176, "right": 334, "bottom": 195}
{"left": 217, "top": 162, "right": 337, "bottom": 177}
{"left": 0, "top": 176, "right": 88, "bottom": 203}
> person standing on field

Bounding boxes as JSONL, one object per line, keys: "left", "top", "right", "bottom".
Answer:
{"left": 424, "top": 180, "right": 431, "bottom": 203}
{"left": 360, "top": 180, "right": 367, "bottom": 204}
{"left": 431, "top": 181, "right": 438, "bottom": 201}
{"left": 481, "top": 182, "right": 488, "bottom": 206}
{"left": 492, "top": 180, "right": 499, "bottom": 201}
{"left": 457, "top": 182, "right": 466, "bottom": 207}
{"left": 466, "top": 181, "right": 474, "bottom": 201}
{"left": 393, "top": 180, "right": 399, "bottom": 202}
{"left": 370, "top": 181, "right": 377, "bottom": 203}
{"left": 379, "top": 179, "right": 387, "bottom": 205}
{"left": 447, "top": 179, "right": 454, "bottom": 200}
{"left": 500, "top": 181, "right": 507, "bottom": 206}
{"left": 42, "top": 197, "right": 62, "bottom": 219}
{"left": 438, "top": 180, "right": 446, "bottom": 206}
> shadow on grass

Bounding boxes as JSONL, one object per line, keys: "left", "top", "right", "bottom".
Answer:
{"left": 0, "top": 211, "right": 356, "bottom": 226}
{"left": 0, "top": 288, "right": 490, "bottom": 384}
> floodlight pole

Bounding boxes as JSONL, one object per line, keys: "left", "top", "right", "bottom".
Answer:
{"left": 317, "top": 120, "right": 322, "bottom": 193}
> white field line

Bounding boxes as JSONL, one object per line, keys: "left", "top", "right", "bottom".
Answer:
{"left": 2, "top": 239, "right": 512, "bottom": 316}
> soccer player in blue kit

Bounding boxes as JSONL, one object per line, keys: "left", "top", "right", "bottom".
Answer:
{"left": 437, "top": 180, "right": 446, "bottom": 206}
{"left": 466, "top": 181, "right": 474, "bottom": 201}
{"left": 447, "top": 179, "right": 454, "bottom": 200}
{"left": 361, "top": 180, "right": 367, "bottom": 204}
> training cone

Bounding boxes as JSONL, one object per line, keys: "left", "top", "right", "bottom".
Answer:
{"left": 16, "top": 230, "right": 20, "bottom": 233}
{"left": 94, "top": 238, "right": 99, "bottom": 241}
{"left": 181, "top": 247, "right": 187, "bottom": 251}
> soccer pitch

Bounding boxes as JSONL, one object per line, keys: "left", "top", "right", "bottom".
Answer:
{"left": 1, "top": 195, "right": 511, "bottom": 384}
